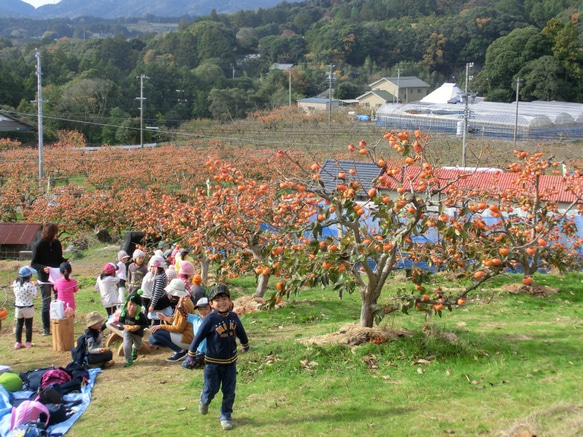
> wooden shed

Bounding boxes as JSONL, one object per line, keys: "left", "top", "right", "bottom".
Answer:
{"left": 0, "top": 223, "right": 42, "bottom": 260}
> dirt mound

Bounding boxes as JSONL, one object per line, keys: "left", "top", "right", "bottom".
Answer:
{"left": 299, "top": 323, "right": 412, "bottom": 347}
{"left": 232, "top": 295, "right": 286, "bottom": 315}
{"left": 502, "top": 283, "right": 559, "bottom": 296}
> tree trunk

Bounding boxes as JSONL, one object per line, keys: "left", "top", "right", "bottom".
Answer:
{"left": 200, "top": 257, "right": 210, "bottom": 284}
{"left": 359, "top": 285, "right": 377, "bottom": 328}
{"left": 254, "top": 273, "right": 270, "bottom": 298}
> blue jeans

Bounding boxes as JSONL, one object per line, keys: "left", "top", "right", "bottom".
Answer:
{"left": 201, "top": 362, "right": 237, "bottom": 421}
{"left": 149, "top": 329, "right": 183, "bottom": 353}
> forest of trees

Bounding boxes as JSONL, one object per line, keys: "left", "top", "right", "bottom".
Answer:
{"left": 1, "top": 0, "right": 583, "bottom": 145}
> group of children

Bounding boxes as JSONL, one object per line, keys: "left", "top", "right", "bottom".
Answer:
{"left": 11, "top": 246, "right": 250, "bottom": 431}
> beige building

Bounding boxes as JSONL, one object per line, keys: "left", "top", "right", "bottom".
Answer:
{"left": 356, "top": 89, "right": 394, "bottom": 110}
{"left": 365, "top": 76, "right": 430, "bottom": 104}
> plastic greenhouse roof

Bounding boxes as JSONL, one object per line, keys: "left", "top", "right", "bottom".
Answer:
{"left": 376, "top": 99, "right": 583, "bottom": 129}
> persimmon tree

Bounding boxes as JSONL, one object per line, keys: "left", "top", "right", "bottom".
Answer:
{"left": 273, "top": 133, "right": 583, "bottom": 328}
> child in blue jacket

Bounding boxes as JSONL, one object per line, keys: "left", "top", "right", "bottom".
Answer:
{"left": 191, "top": 284, "right": 249, "bottom": 431}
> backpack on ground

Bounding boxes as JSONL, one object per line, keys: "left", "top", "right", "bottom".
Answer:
{"left": 9, "top": 400, "right": 49, "bottom": 431}
{"left": 40, "top": 368, "right": 70, "bottom": 389}
{"left": 19, "top": 368, "right": 50, "bottom": 392}
{"left": 6, "top": 421, "right": 49, "bottom": 437}
{"left": 70, "top": 333, "right": 88, "bottom": 366}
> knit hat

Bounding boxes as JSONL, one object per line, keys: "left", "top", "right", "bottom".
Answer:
{"left": 165, "top": 278, "right": 188, "bottom": 297}
{"left": 154, "top": 249, "right": 165, "bottom": 258}
{"left": 132, "top": 249, "right": 146, "bottom": 261}
{"left": 192, "top": 274, "right": 202, "bottom": 285}
{"left": 179, "top": 260, "right": 195, "bottom": 276}
{"left": 103, "top": 263, "right": 117, "bottom": 275}
{"left": 85, "top": 311, "right": 104, "bottom": 328}
{"left": 195, "top": 297, "right": 209, "bottom": 308}
{"left": 126, "top": 291, "right": 143, "bottom": 307}
{"left": 117, "top": 250, "right": 130, "bottom": 262}
{"left": 18, "top": 266, "right": 33, "bottom": 278}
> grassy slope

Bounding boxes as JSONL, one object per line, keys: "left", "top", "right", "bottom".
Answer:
{"left": 1, "top": 246, "right": 582, "bottom": 436}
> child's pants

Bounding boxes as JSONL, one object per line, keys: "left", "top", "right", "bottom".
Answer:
{"left": 87, "top": 349, "right": 113, "bottom": 366}
{"left": 15, "top": 317, "right": 33, "bottom": 343}
{"left": 201, "top": 362, "right": 237, "bottom": 421}
{"left": 123, "top": 330, "right": 143, "bottom": 359}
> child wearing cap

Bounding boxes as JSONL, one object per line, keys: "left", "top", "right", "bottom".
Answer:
{"left": 191, "top": 284, "right": 249, "bottom": 431}
{"left": 84, "top": 311, "right": 114, "bottom": 368}
{"left": 183, "top": 297, "right": 211, "bottom": 370}
{"left": 12, "top": 266, "right": 38, "bottom": 349}
{"left": 190, "top": 274, "right": 207, "bottom": 305}
{"left": 127, "top": 249, "right": 148, "bottom": 296}
{"left": 116, "top": 250, "right": 130, "bottom": 304}
{"left": 147, "top": 255, "right": 170, "bottom": 326}
{"left": 53, "top": 262, "right": 78, "bottom": 316}
{"left": 118, "top": 292, "right": 148, "bottom": 367}
{"left": 95, "top": 262, "right": 120, "bottom": 329}
{"left": 148, "top": 278, "right": 194, "bottom": 362}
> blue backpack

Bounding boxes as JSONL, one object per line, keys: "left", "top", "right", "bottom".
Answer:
{"left": 70, "top": 334, "right": 88, "bottom": 366}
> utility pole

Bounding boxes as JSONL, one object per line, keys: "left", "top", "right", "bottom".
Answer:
{"left": 396, "top": 68, "right": 401, "bottom": 103}
{"left": 328, "top": 63, "right": 334, "bottom": 123}
{"left": 34, "top": 49, "right": 44, "bottom": 182}
{"left": 136, "top": 74, "right": 149, "bottom": 148}
{"left": 513, "top": 77, "right": 522, "bottom": 146}
{"left": 461, "top": 62, "right": 473, "bottom": 167}
{"left": 288, "top": 65, "right": 293, "bottom": 107}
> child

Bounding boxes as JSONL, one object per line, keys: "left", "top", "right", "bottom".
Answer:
{"left": 118, "top": 292, "right": 148, "bottom": 367}
{"left": 127, "top": 249, "right": 147, "bottom": 296}
{"left": 12, "top": 266, "right": 38, "bottom": 349}
{"left": 52, "top": 262, "right": 78, "bottom": 316}
{"left": 147, "top": 256, "right": 170, "bottom": 325}
{"left": 191, "top": 284, "right": 249, "bottom": 431}
{"left": 84, "top": 311, "right": 114, "bottom": 368}
{"left": 182, "top": 297, "right": 211, "bottom": 370}
{"left": 116, "top": 250, "right": 130, "bottom": 304}
{"left": 190, "top": 274, "right": 207, "bottom": 305}
{"left": 95, "top": 262, "right": 120, "bottom": 328}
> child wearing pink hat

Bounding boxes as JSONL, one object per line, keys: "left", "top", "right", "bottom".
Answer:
{"left": 95, "top": 262, "right": 120, "bottom": 330}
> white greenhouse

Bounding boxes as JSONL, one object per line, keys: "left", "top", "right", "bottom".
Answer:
{"left": 375, "top": 89, "right": 583, "bottom": 141}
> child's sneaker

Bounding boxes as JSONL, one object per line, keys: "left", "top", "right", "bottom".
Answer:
{"left": 123, "top": 360, "right": 133, "bottom": 368}
{"left": 14, "top": 342, "right": 23, "bottom": 349}
{"left": 103, "top": 360, "right": 115, "bottom": 369}
{"left": 220, "top": 420, "right": 233, "bottom": 430}
{"left": 25, "top": 342, "right": 32, "bottom": 348}
{"left": 131, "top": 347, "right": 138, "bottom": 361}
{"left": 166, "top": 349, "right": 187, "bottom": 362}
{"left": 199, "top": 402, "right": 208, "bottom": 415}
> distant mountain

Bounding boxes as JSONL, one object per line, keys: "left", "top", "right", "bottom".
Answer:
{"left": 2, "top": 0, "right": 302, "bottom": 18}
{"left": 0, "top": 0, "right": 35, "bottom": 17}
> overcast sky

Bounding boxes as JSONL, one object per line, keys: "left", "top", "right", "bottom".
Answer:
{"left": 22, "top": 0, "right": 60, "bottom": 7}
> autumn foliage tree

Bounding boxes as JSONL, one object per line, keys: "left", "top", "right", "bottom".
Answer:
{"left": 273, "top": 133, "right": 583, "bottom": 328}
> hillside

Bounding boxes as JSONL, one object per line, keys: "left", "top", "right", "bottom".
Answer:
{"left": 1, "top": 0, "right": 304, "bottom": 18}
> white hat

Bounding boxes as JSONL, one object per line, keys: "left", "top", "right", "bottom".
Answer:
{"left": 165, "top": 278, "right": 188, "bottom": 297}
{"left": 195, "top": 297, "right": 209, "bottom": 308}
{"left": 148, "top": 254, "right": 167, "bottom": 269}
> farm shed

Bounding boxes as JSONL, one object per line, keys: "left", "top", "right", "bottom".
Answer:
{"left": 297, "top": 97, "right": 339, "bottom": 112}
{"left": 375, "top": 98, "right": 583, "bottom": 141}
{"left": 0, "top": 223, "right": 42, "bottom": 260}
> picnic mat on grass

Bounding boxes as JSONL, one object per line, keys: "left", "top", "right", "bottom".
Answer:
{"left": 0, "top": 367, "right": 101, "bottom": 437}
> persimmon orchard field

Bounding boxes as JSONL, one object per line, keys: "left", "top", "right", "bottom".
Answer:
{"left": 1, "top": 123, "right": 583, "bottom": 327}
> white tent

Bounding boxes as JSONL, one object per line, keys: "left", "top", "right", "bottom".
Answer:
{"left": 420, "top": 83, "right": 464, "bottom": 104}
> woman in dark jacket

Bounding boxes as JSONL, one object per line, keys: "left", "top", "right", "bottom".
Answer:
{"left": 31, "top": 223, "right": 67, "bottom": 335}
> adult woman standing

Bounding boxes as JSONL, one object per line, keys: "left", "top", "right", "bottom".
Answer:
{"left": 31, "top": 223, "right": 67, "bottom": 335}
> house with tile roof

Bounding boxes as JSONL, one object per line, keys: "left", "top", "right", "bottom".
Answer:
{"left": 367, "top": 76, "right": 431, "bottom": 104}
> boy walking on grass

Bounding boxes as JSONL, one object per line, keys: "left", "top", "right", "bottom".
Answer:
{"left": 191, "top": 284, "right": 249, "bottom": 431}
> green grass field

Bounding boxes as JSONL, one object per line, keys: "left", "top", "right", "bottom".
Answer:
{"left": 1, "top": 245, "right": 582, "bottom": 436}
